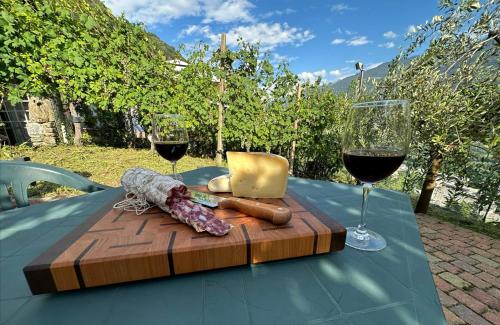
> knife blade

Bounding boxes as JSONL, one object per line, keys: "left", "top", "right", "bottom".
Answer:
{"left": 190, "top": 190, "right": 292, "bottom": 225}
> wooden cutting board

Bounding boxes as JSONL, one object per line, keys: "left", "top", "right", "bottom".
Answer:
{"left": 24, "top": 186, "right": 346, "bottom": 294}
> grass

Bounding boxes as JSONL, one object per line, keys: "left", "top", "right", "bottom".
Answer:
{"left": 1, "top": 144, "right": 218, "bottom": 198}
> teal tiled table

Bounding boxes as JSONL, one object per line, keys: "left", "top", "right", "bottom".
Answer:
{"left": 0, "top": 167, "right": 445, "bottom": 325}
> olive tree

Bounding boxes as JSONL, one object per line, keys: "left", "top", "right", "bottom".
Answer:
{"left": 377, "top": 0, "right": 499, "bottom": 213}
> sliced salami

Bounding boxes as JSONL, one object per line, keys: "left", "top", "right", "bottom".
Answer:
{"left": 119, "top": 168, "right": 231, "bottom": 236}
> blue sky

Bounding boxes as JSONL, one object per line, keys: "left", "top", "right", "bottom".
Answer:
{"left": 103, "top": 1, "right": 441, "bottom": 83}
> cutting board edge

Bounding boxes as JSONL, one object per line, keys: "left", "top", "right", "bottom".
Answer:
{"left": 23, "top": 189, "right": 125, "bottom": 295}
{"left": 286, "top": 188, "right": 347, "bottom": 252}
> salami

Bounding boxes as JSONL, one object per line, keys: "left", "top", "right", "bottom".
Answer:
{"left": 118, "top": 168, "right": 231, "bottom": 236}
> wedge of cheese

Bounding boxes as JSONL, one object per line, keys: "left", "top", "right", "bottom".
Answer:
{"left": 208, "top": 174, "right": 232, "bottom": 192}
{"left": 227, "top": 152, "right": 289, "bottom": 198}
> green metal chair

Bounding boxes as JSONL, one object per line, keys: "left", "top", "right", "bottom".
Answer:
{"left": 0, "top": 160, "right": 109, "bottom": 210}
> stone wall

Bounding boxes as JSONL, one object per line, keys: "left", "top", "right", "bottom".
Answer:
{"left": 26, "top": 98, "right": 60, "bottom": 146}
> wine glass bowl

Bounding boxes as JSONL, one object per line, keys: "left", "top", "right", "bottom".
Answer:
{"left": 152, "top": 114, "right": 189, "bottom": 180}
{"left": 342, "top": 100, "right": 411, "bottom": 251}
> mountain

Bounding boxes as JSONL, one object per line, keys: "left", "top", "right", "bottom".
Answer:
{"left": 331, "top": 51, "right": 498, "bottom": 93}
{"left": 146, "top": 32, "right": 180, "bottom": 59}
{"left": 330, "top": 58, "right": 413, "bottom": 93}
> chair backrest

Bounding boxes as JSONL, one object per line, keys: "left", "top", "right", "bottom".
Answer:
{"left": 0, "top": 160, "right": 107, "bottom": 210}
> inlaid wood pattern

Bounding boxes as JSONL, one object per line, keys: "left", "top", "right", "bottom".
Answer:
{"left": 24, "top": 187, "right": 346, "bottom": 294}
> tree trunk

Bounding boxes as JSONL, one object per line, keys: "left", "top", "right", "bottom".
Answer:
{"left": 150, "top": 136, "right": 155, "bottom": 152}
{"left": 68, "top": 102, "right": 82, "bottom": 146}
{"left": 481, "top": 178, "right": 500, "bottom": 222}
{"left": 126, "top": 110, "right": 135, "bottom": 148}
{"left": 415, "top": 152, "right": 443, "bottom": 213}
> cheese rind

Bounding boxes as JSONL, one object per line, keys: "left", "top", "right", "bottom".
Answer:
{"left": 227, "top": 152, "right": 289, "bottom": 198}
{"left": 208, "top": 174, "right": 232, "bottom": 192}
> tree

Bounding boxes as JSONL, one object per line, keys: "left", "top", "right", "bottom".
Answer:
{"left": 221, "top": 41, "right": 296, "bottom": 153}
{"left": 293, "top": 82, "right": 350, "bottom": 179}
{"left": 1, "top": 0, "right": 178, "bottom": 145}
{"left": 165, "top": 43, "right": 219, "bottom": 156}
{"left": 377, "top": 0, "right": 499, "bottom": 213}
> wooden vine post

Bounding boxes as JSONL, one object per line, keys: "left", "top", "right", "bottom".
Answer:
{"left": 216, "top": 33, "right": 226, "bottom": 165}
{"left": 289, "top": 83, "right": 302, "bottom": 175}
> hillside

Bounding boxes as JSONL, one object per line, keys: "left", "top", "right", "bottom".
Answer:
{"left": 331, "top": 51, "right": 497, "bottom": 93}
{"left": 331, "top": 62, "right": 392, "bottom": 93}
{"left": 331, "top": 58, "right": 416, "bottom": 93}
{"left": 146, "top": 32, "right": 180, "bottom": 59}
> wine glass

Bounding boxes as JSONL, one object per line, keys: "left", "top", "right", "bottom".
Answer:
{"left": 342, "top": 100, "right": 411, "bottom": 251}
{"left": 152, "top": 114, "right": 189, "bottom": 180}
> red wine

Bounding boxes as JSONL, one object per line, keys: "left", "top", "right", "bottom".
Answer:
{"left": 155, "top": 142, "right": 188, "bottom": 162}
{"left": 343, "top": 149, "right": 405, "bottom": 183}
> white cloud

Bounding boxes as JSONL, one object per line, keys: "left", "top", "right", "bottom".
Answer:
{"left": 104, "top": 0, "right": 201, "bottom": 24}
{"left": 329, "top": 69, "right": 342, "bottom": 77}
{"left": 383, "top": 31, "right": 397, "bottom": 39}
{"left": 332, "top": 36, "right": 371, "bottom": 47}
{"left": 183, "top": 23, "right": 314, "bottom": 50}
{"left": 203, "top": 0, "right": 254, "bottom": 23}
{"left": 347, "top": 36, "right": 371, "bottom": 46}
{"left": 334, "top": 28, "right": 356, "bottom": 35}
{"left": 345, "top": 59, "right": 359, "bottom": 64}
{"left": 330, "top": 67, "right": 356, "bottom": 81}
{"left": 407, "top": 25, "right": 417, "bottom": 34}
{"left": 378, "top": 41, "right": 395, "bottom": 48}
{"left": 331, "top": 3, "right": 356, "bottom": 12}
{"left": 261, "top": 8, "right": 296, "bottom": 18}
{"left": 225, "top": 23, "right": 314, "bottom": 50}
{"left": 298, "top": 70, "right": 326, "bottom": 83}
{"left": 300, "top": 67, "right": 355, "bottom": 83}
{"left": 103, "top": 0, "right": 254, "bottom": 25}
{"left": 180, "top": 25, "right": 202, "bottom": 37}
{"left": 331, "top": 38, "right": 346, "bottom": 45}
{"left": 271, "top": 53, "right": 297, "bottom": 64}
{"left": 180, "top": 25, "right": 219, "bottom": 43}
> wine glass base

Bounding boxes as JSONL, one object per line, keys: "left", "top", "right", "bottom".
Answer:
{"left": 345, "top": 227, "right": 387, "bottom": 251}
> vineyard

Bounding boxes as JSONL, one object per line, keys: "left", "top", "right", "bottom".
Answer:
{"left": 0, "top": 0, "right": 498, "bottom": 222}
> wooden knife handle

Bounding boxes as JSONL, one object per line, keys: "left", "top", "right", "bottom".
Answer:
{"left": 218, "top": 197, "right": 292, "bottom": 225}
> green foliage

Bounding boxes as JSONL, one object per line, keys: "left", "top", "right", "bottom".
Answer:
{"left": 221, "top": 42, "right": 298, "bottom": 152}
{"left": 0, "top": 0, "right": 178, "bottom": 118}
{"left": 164, "top": 44, "right": 219, "bottom": 157}
{"left": 463, "top": 144, "right": 499, "bottom": 220}
{"left": 376, "top": 0, "right": 499, "bottom": 216}
{"left": 293, "top": 85, "right": 350, "bottom": 179}
{"left": 167, "top": 40, "right": 348, "bottom": 178}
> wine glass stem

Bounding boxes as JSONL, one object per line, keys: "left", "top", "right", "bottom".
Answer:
{"left": 172, "top": 161, "right": 177, "bottom": 179}
{"left": 355, "top": 183, "right": 373, "bottom": 237}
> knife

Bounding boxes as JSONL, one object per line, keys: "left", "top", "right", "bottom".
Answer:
{"left": 190, "top": 190, "right": 292, "bottom": 225}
